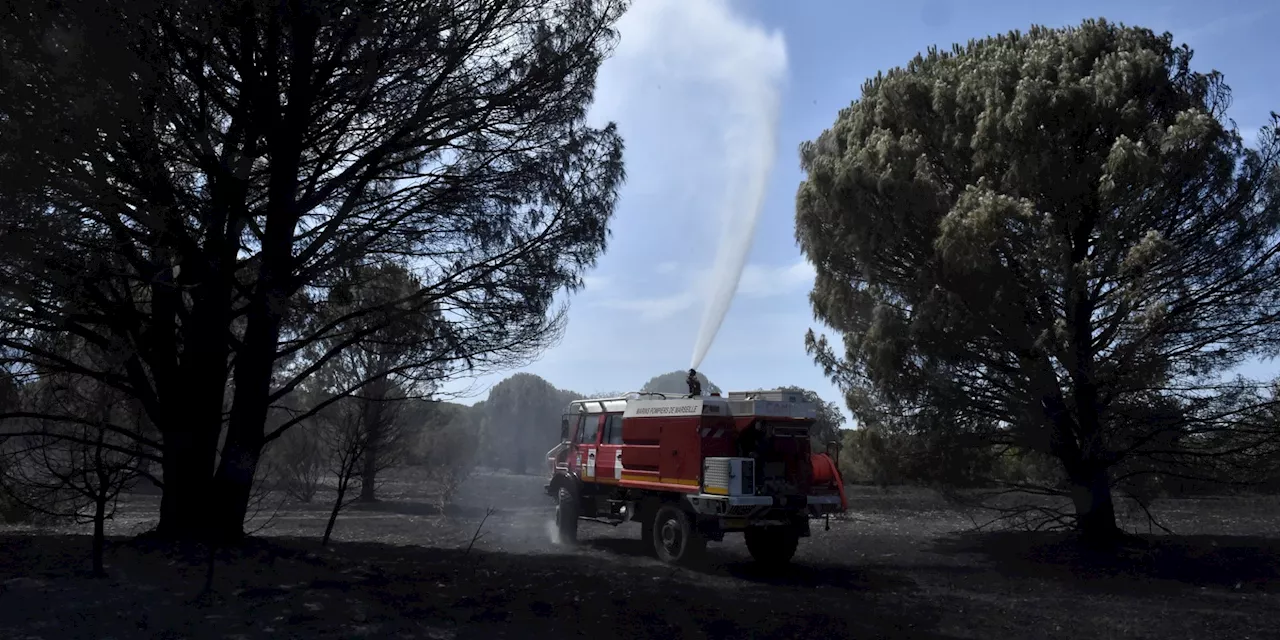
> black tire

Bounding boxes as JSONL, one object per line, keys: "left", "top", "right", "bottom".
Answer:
{"left": 554, "top": 487, "right": 579, "bottom": 544}
{"left": 745, "top": 526, "right": 800, "bottom": 568}
{"left": 650, "top": 504, "right": 705, "bottom": 565}
{"left": 639, "top": 500, "right": 655, "bottom": 548}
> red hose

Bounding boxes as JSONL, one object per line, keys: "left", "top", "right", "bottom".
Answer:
{"left": 809, "top": 453, "right": 848, "bottom": 511}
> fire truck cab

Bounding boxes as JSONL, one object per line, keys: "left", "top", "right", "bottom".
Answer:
{"left": 544, "top": 389, "right": 847, "bottom": 567}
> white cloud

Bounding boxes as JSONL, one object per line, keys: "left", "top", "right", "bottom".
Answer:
{"left": 1237, "top": 126, "right": 1278, "bottom": 149}
{"left": 736, "top": 260, "right": 815, "bottom": 298}
{"left": 579, "top": 1, "right": 791, "bottom": 334}
{"left": 595, "top": 290, "right": 698, "bottom": 322}
{"left": 1169, "top": 7, "right": 1275, "bottom": 44}
{"left": 589, "top": 0, "right": 787, "bottom": 239}
{"left": 580, "top": 274, "right": 612, "bottom": 291}
{"left": 591, "top": 258, "right": 813, "bottom": 323}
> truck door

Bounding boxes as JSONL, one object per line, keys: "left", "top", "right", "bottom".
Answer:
{"left": 596, "top": 413, "right": 624, "bottom": 482}
{"left": 574, "top": 413, "right": 602, "bottom": 481}
{"left": 549, "top": 415, "right": 574, "bottom": 472}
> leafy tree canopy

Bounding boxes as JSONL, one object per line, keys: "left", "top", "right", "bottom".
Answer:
{"left": 796, "top": 19, "right": 1280, "bottom": 541}
{"left": 772, "top": 386, "right": 847, "bottom": 451}
{"left": 483, "top": 373, "right": 582, "bottom": 474}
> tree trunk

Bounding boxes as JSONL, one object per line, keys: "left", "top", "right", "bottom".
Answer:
{"left": 1031, "top": 362, "right": 1120, "bottom": 546}
{"left": 359, "top": 447, "right": 378, "bottom": 501}
{"left": 206, "top": 35, "right": 311, "bottom": 534}
{"left": 208, "top": 309, "right": 280, "bottom": 542}
{"left": 360, "top": 397, "right": 382, "bottom": 502}
{"left": 206, "top": 5, "right": 319, "bottom": 542}
{"left": 322, "top": 475, "right": 348, "bottom": 546}
{"left": 210, "top": 390, "right": 268, "bottom": 542}
{"left": 92, "top": 496, "right": 107, "bottom": 578}
{"left": 1068, "top": 464, "right": 1120, "bottom": 545}
{"left": 209, "top": 429, "right": 264, "bottom": 542}
{"left": 155, "top": 419, "right": 220, "bottom": 540}
{"left": 152, "top": 282, "right": 233, "bottom": 541}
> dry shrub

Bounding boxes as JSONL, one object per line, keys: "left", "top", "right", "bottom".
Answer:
{"left": 416, "top": 424, "right": 482, "bottom": 510}
{"left": 263, "top": 426, "right": 324, "bottom": 503}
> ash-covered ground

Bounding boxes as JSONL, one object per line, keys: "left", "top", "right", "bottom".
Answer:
{"left": 3, "top": 469, "right": 1280, "bottom": 639}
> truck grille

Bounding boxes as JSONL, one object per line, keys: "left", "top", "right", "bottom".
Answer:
{"left": 704, "top": 458, "right": 731, "bottom": 492}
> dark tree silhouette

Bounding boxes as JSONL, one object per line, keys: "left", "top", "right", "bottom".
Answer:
{"left": 264, "top": 423, "right": 325, "bottom": 503}
{"left": 317, "top": 391, "right": 384, "bottom": 547}
{"left": 0, "top": 349, "right": 147, "bottom": 576}
{"left": 296, "top": 262, "right": 445, "bottom": 503}
{"left": 0, "top": 0, "right": 627, "bottom": 541}
{"left": 482, "top": 373, "right": 581, "bottom": 474}
{"left": 411, "top": 401, "right": 484, "bottom": 509}
{"left": 640, "top": 370, "right": 720, "bottom": 396}
{"left": 770, "top": 387, "right": 846, "bottom": 452}
{"left": 796, "top": 20, "right": 1280, "bottom": 543}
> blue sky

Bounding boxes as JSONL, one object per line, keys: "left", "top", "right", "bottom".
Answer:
{"left": 441, "top": 0, "right": 1280, "bottom": 420}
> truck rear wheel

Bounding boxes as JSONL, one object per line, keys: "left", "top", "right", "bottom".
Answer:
{"left": 554, "top": 487, "right": 578, "bottom": 544}
{"left": 639, "top": 499, "right": 657, "bottom": 548}
{"left": 650, "top": 505, "right": 705, "bottom": 565}
{"left": 745, "top": 526, "right": 799, "bottom": 568}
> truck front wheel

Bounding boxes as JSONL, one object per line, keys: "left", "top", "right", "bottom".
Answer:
{"left": 554, "top": 487, "right": 578, "bottom": 544}
{"left": 650, "top": 505, "right": 705, "bottom": 565}
{"left": 745, "top": 526, "right": 799, "bottom": 568}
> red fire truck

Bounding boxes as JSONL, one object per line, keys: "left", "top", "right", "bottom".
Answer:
{"left": 544, "top": 386, "right": 848, "bottom": 567}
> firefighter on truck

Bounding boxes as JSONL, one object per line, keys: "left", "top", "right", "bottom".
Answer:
{"left": 544, "top": 371, "right": 848, "bottom": 567}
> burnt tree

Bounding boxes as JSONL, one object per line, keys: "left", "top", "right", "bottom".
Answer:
{"left": 0, "top": 354, "right": 148, "bottom": 576}
{"left": 0, "top": 0, "right": 627, "bottom": 541}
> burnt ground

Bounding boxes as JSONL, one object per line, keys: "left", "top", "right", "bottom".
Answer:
{"left": 2, "top": 469, "right": 1280, "bottom": 639}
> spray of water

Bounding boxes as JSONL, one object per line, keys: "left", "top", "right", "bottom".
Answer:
{"left": 688, "top": 39, "right": 787, "bottom": 369}
{"left": 585, "top": 0, "right": 788, "bottom": 370}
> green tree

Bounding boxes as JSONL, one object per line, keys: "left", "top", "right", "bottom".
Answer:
{"left": 765, "top": 387, "right": 846, "bottom": 452}
{"left": 797, "top": 20, "right": 1280, "bottom": 542}
{"left": 299, "top": 262, "right": 446, "bottom": 502}
{"left": 483, "top": 373, "right": 581, "bottom": 474}
{"left": 641, "top": 371, "right": 721, "bottom": 396}
{"left": 0, "top": 0, "right": 627, "bottom": 541}
{"left": 409, "top": 401, "right": 484, "bottom": 508}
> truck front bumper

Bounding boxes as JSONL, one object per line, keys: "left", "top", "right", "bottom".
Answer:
{"left": 686, "top": 493, "right": 845, "bottom": 518}
{"left": 805, "top": 494, "right": 843, "bottom": 518}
